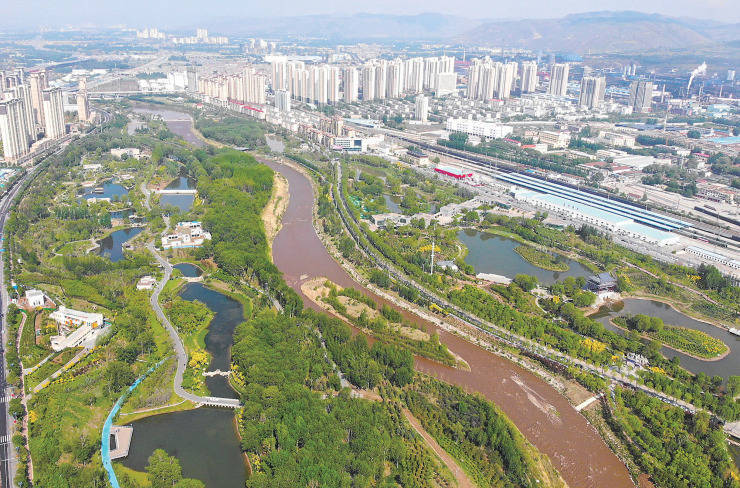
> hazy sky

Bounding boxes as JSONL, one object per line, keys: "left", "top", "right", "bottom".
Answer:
{"left": 5, "top": 0, "right": 740, "bottom": 28}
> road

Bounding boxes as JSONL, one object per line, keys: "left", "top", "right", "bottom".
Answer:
{"left": 0, "top": 109, "right": 111, "bottom": 487}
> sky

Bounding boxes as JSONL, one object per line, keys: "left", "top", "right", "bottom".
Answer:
{"left": 4, "top": 0, "right": 740, "bottom": 28}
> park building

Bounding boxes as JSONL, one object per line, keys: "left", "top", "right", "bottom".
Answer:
{"left": 50, "top": 306, "right": 104, "bottom": 329}
{"left": 161, "top": 221, "right": 212, "bottom": 249}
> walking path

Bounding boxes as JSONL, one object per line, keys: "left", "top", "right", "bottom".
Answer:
{"left": 32, "top": 347, "right": 90, "bottom": 394}
{"left": 575, "top": 393, "right": 604, "bottom": 412}
{"left": 402, "top": 408, "right": 475, "bottom": 488}
{"left": 147, "top": 242, "right": 241, "bottom": 409}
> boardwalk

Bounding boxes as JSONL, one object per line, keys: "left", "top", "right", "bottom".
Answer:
{"left": 147, "top": 243, "right": 241, "bottom": 409}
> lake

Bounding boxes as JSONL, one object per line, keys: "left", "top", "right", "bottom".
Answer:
{"left": 591, "top": 298, "right": 739, "bottom": 379}
{"left": 458, "top": 229, "right": 593, "bottom": 286}
{"left": 160, "top": 176, "right": 196, "bottom": 212}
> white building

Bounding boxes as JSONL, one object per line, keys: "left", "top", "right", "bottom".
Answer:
{"left": 25, "top": 289, "right": 46, "bottom": 308}
{"left": 538, "top": 130, "right": 571, "bottom": 148}
{"left": 42, "top": 87, "right": 65, "bottom": 140}
{"left": 136, "top": 276, "right": 157, "bottom": 290}
{"left": 446, "top": 118, "right": 513, "bottom": 139}
{"left": 548, "top": 63, "right": 570, "bottom": 97}
{"left": 111, "top": 147, "right": 141, "bottom": 158}
{"left": 579, "top": 76, "right": 606, "bottom": 109}
{"left": 275, "top": 90, "right": 291, "bottom": 112}
{"left": 520, "top": 61, "right": 538, "bottom": 93}
{"left": 685, "top": 246, "right": 740, "bottom": 269}
{"left": 161, "top": 221, "right": 212, "bottom": 249}
{"left": 0, "top": 98, "right": 31, "bottom": 161}
{"left": 342, "top": 67, "right": 358, "bottom": 103}
{"left": 50, "top": 306, "right": 104, "bottom": 328}
{"left": 415, "top": 95, "right": 429, "bottom": 122}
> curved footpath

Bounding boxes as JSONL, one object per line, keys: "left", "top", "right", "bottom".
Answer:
{"left": 146, "top": 243, "right": 241, "bottom": 409}
{"left": 260, "top": 155, "right": 634, "bottom": 488}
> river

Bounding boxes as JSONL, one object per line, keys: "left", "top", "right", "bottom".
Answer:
{"left": 459, "top": 229, "right": 593, "bottom": 286}
{"left": 262, "top": 155, "right": 633, "bottom": 488}
{"left": 591, "top": 298, "right": 739, "bottom": 379}
{"left": 132, "top": 105, "right": 205, "bottom": 148}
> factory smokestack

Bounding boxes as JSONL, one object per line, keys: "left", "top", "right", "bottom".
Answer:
{"left": 687, "top": 62, "right": 707, "bottom": 93}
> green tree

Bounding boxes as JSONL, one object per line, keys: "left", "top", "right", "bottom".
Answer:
{"left": 687, "top": 130, "right": 701, "bottom": 139}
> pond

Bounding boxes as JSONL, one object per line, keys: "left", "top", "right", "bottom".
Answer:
{"left": 121, "top": 281, "right": 246, "bottom": 486}
{"left": 174, "top": 262, "right": 202, "bottom": 278}
{"left": 120, "top": 408, "right": 246, "bottom": 487}
{"left": 159, "top": 176, "right": 196, "bottom": 212}
{"left": 590, "top": 298, "right": 740, "bottom": 379}
{"left": 81, "top": 182, "right": 129, "bottom": 201}
{"left": 384, "top": 194, "right": 402, "bottom": 213}
{"left": 96, "top": 227, "right": 144, "bottom": 262}
{"left": 458, "top": 229, "right": 593, "bottom": 286}
{"left": 179, "top": 282, "right": 243, "bottom": 398}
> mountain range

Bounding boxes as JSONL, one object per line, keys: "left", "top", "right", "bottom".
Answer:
{"left": 209, "top": 11, "right": 740, "bottom": 53}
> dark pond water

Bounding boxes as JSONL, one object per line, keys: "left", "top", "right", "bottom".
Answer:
{"left": 458, "top": 229, "right": 593, "bottom": 286}
{"left": 121, "top": 281, "right": 246, "bottom": 486}
{"left": 174, "top": 263, "right": 202, "bottom": 278}
{"left": 160, "top": 176, "right": 196, "bottom": 212}
{"left": 82, "top": 182, "right": 129, "bottom": 201}
{"left": 383, "top": 194, "right": 402, "bottom": 213}
{"left": 96, "top": 227, "right": 144, "bottom": 262}
{"left": 179, "top": 283, "right": 243, "bottom": 399}
{"left": 120, "top": 408, "right": 245, "bottom": 487}
{"left": 590, "top": 298, "right": 739, "bottom": 379}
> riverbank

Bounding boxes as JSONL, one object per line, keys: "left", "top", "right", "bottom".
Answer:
{"left": 261, "top": 154, "right": 634, "bottom": 487}
{"left": 262, "top": 171, "right": 289, "bottom": 256}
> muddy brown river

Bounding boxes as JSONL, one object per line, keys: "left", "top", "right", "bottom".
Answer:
{"left": 262, "top": 156, "right": 633, "bottom": 488}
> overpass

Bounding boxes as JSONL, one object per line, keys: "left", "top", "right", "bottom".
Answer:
{"left": 155, "top": 189, "right": 197, "bottom": 195}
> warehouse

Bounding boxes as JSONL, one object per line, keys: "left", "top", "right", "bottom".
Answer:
{"left": 435, "top": 165, "right": 473, "bottom": 180}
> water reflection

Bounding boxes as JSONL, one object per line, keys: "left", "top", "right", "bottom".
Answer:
{"left": 96, "top": 227, "right": 144, "bottom": 262}
{"left": 458, "top": 229, "right": 592, "bottom": 285}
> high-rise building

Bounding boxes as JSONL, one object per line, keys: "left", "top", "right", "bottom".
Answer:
{"left": 328, "top": 66, "right": 340, "bottom": 104}
{"left": 728, "top": 70, "right": 736, "bottom": 82}
{"left": 361, "top": 65, "right": 375, "bottom": 101}
{"left": 29, "top": 69, "right": 48, "bottom": 128}
{"left": 270, "top": 57, "right": 288, "bottom": 92}
{"left": 628, "top": 80, "right": 654, "bottom": 113}
{"left": 414, "top": 95, "right": 428, "bottom": 122}
{"left": 424, "top": 57, "right": 439, "bottom": 90}
{"left": 497, "top": 62, "right": 517, "bottom": 99}
{"left": 434, "top": 72, "right": 456, "bottom": 96}
{"left": 579, "top": 76, "right": 606, "bottom": 109}
{"left": 374, "top": 61, "right": 387, "bottom": 100}
{"left": 77, "top": 78, "right": 90, "bottom": 124}
{"left": 186, "top": 66, "right": 198, "bottom": 92}
{"left": 42, "top": 87, "right": 65, "bottom": 139}
{"left": 405, "top": 58, "right": 424, "bottom": 94}
{"left": 10, "top": 84, "right": 36, "bottom": 143}
{"left": 520, "top": 61, "right": 538, "bottom": 93}
{"left": 386, "top": 60, "right": 403, "bottom": 99}
{"left": 342, "top": 67, "right": 358, "bottom": 103}
{"left": 548, "top": 63, "right": 569, "bottom": 97}
{"left": 0, "top": 98, "right": 31, "bottom": 161}
{"left": 275, "top": 89, "right": 291, "bottom": 112}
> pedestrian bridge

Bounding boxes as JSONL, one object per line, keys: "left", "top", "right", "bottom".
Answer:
{"left": 195, "top": 396, "right": 241, "bottom": 409}
{"left": 155, "top": 189, "right": 197, "bottom": 195}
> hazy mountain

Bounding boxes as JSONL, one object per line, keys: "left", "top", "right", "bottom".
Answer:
{"left": 208, "top": 11, "right": 739, "bottom": 53}
{"left": 211, "top": 13, "right": 476, "bottom": 41}
{"left": 463, "top": 11, "right": 740, "bottom": 52}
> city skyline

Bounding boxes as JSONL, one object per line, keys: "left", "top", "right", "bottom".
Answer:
{"left": 4, "top": 1, "right": 740, "bottom": 28}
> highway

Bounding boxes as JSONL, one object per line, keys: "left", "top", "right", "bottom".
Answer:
{"left": 0, "top": 108, "right": 110, "bottom": 487}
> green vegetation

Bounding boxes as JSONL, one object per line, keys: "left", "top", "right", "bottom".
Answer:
{"left": 614, "top": 315, "right": 728, "bottom": 359}
{"left": 404, "top": 377, "right": 564, "bottom": 488}
{"left": 144, "top": 449, "right": 204, "bottom": 488}
{"left": 194, "top": 116, "right": 264, "bottom": 149}
{"left": 233, "top": 310, "right": 456, "bottom": 487}
{"left": 609, "top": 389, "right": 739, "bottom": 488}
{"left": 514, "top": 245, "right": 569, "bottom": 272}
